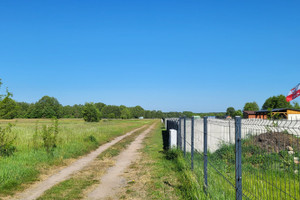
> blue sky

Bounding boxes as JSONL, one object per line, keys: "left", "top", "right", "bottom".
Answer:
{"left": 0, "top": 0, "right": 299, "bottom": 112}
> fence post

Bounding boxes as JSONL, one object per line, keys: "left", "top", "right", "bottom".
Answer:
{"left": 177, "top": 118, "right": 181, "bottom": 150}
{"left": 191, "top": 116, "right": 194, "bottom": 170}
{"left": 235, "top": 116, "right": 242, "bottom": 200}
{"left": 203, "top": 116, "right": 208, "bottom": 190}
{"left": 184, "top": 116, "right": 186, "bottom": 157}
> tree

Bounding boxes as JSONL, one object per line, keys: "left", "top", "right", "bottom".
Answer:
{"left": 101, "top": 105, "right": 121, "bottom": 118}
{"left": 226, "top": 107, "right": 235, "bottom": 117}
{"left": 233, "top": 109, "right": 243, "bottom": 117}
{"left": 182, "top": 111, "right": 193, "bottom": 118}
{"left": 28, "top": 96, "right": 62, "bottom": 118}
{"left": 243, "top": 102, "right": 259, "bottom": 111}
{"left": 129, "top": 106, "right": 144, "bottom": 118}
{"left": 95, "top": 102, "right": 106, "bottom": 112}
{"left": 16, "top": 102, "right": 31, "bottom": 118}
{"left": 293, "top": 102, "right": 300, "bottom": 109}
{"left": 120, "top": 105, "right": 131, "bottom": 119}
{"left": 262, "top": 95, "right": 292, "bottom": 110}
{"left": 82, "top": 103, "right": 100, "bottom": 122}
{"left": 0, "top": 96, "right": 19, "bottom": 119}
{"left": 0, "top": 82, "right": 19, "bottom": 119}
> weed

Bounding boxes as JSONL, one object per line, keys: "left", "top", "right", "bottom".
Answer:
{"left": 0, "top": 123, "right": 16, "bottom": 157}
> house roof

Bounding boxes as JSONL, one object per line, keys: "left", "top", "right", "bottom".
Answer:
{"left": 256, "top": 108, "right": 300, "bottom": 113}
{"left": 243, "top": 111, "right": 256, "bottom": 114}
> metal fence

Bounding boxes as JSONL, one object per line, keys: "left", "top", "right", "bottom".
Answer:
{"left": 166, "top": 117, "right": 300, "bottom": 200}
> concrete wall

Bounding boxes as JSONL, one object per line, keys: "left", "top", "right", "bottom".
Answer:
{"left": 168, "top": 118, "right": 300, "bottom": 153}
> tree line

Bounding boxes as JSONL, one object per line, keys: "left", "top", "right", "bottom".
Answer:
{"left": 1, "top": 79, "right": 222, "bottom": 120}
{"left": 226, "top": 94, "right": 300, "bottom": 117}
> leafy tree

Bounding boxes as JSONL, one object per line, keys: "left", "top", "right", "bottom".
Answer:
{"left": 293, "top": 102, "right": 300, "bottom": 109}
{"left": 233, "top": 109, "right": 243, "bottom": 117}
{"left": 28, "top": 96, "right": 62, "bottom": 118}
{"left": 95, "top": 102, "right": 106, "bottom": 112}
{"left": 107, "top": 113, "right": 115, "bottom": 119}
{"left": 16, "top": 102, "right": 31, "bottom": 118}
{"left": 72, "top": 104, "right": 84, "bottom": 118}
{"left": 243, "top": 102, "right": 259, "bottom": 111}
{"left": 62, "top": 105, "right": 74, "bottom": 118}
{"left": 120, "top": 105, "right": 131, "bottom": 119}
{"left": 130, "top": 106, "right": 144, "bottom": 118}
{"left": 0, "top": 97, "right": 19, "bottom": 119}
{"left": 182, "top": 111, "right": 193, "bottom": 118}
{"left": 226, "top": 107, "right": 235, "bottom": 117}
{"left": 262, "top": 95, "right": 292, "bottom": 110}
{"left": 82, "top": 103, "right": 100, "bottom": 122}
{"left": 101, "top": 105, "right": 121, "bottom": 118}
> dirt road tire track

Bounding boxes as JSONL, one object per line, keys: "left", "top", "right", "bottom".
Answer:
{"left": 87, "top": 123, "right": 156, "bottom": 200}
{"left": 10, "top": 125, "right": 148, "bottom": 200}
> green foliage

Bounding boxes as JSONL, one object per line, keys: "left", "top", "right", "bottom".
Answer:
{"left": 84, "top": 135, "right": 98, "bottom": 144}
{"left": 41, "top": 119, "right": 59, "bottom": 156}
{"left": 82, "top": 103, "right": 100, "bottom": 122}
{"left": 233, "top": 109, "right": 243, "bottom": 117}
{"left": 226, "top": 107, "right": 235, "bottom": 117}
{"left": 101, "top": 105, "right": 121, "bottom": 118}
{"left": 120, "top": 106, "right": 131, "bottom": 119}
{"left": 182, "top": 111, "right": 194, "bottom": 118}
{"left": 0, "top": 123, "right": 17, "bottom": 157}
{"left": 293, "top": 102, "right": 300, "bottom": 109}
{"left": 27, "top": 96, "right": 62, "bottom": 118}
{"left": 129, "top": 105, "right": 144, "bottom": 118}
{"left": 243, "top": 101, "right": 259, "bottom": 111}
{"left": 262, "top": 94, "right": 292, "bottom": 110}
{"left": 0, "top": 97, "right": 19, "bottom": 119}
{"left": 94, "top": 102, "right": 106, "bottom": 111}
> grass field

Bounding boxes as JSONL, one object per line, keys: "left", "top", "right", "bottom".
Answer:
{"left": 0, "top": 118, "right": 153, "bottom": 196}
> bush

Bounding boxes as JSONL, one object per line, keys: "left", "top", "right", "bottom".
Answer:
{"left": 82, "top": 103, "right": 101, "bottom": 122}
{"left": 41, "top": 119, "right": 59, "bottom": 156}
{"left": 0, "top": 123, "right": 17, "bottom": 157}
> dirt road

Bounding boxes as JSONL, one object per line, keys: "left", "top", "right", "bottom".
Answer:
{"left": 87, "top": 123, "right": 155, "bottom": 200}
{"left": 11, "top": 125, "right": 147, "bottom": 200}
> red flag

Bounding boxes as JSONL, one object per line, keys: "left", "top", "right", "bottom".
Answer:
{"left": 286, "top": 83, "right": 300, "bottom": 102}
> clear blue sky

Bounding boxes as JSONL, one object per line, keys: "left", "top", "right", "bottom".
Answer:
{"left": 1, "top": 0, "right": 299, "bottom": 112}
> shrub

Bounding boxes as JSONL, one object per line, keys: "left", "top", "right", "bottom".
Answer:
{"left": 82, "top": 103, "right": 101, "bottom": 122}
{"left": 42, "top": 119, "right": 59, "bottom": 156}
{"left": 0, "top": 123, "right": 17, "bottom": 157}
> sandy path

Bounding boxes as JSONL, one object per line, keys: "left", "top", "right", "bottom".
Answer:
{"left": 11, "top": 125, "right": 148, "bottom": 200}
{"left": 87, "top": 123, "right": 155, "bottom": 200}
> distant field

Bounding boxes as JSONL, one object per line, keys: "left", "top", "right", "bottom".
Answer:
{"left": 0, "top": 118, "right": 153, "bottom": 196}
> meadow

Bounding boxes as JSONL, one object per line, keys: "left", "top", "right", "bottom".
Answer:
{"left": 0, "top": 118, "right": 153, "bottom": 196}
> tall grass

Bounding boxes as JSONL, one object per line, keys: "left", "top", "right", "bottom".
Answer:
{"left": 0, "top": 118, "right": 152, "bottom": 195}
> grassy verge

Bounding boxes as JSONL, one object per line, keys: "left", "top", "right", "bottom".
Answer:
{"left": 0, "top": 119, "right": 152, "bottom": 197}
{"left": 116, "top": 123, "right": 190, "bottom": 200}
{"left": 37, "top": 124, "right": 152, "bottom": 200}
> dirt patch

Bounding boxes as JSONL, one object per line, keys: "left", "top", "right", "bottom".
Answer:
{"left": 252, "top": 132, "right": 300, "bottom": 153}
{"left": 86, "top": 124, "right": 156, "bottom": 200}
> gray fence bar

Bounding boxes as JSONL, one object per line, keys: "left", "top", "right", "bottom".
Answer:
{"left": 203, "top": 116, "right": 208, "bottom": 190}
{"left": 235, "top": 116, "right": 242, "bottom": 200}
{"left": 177, "top": 117, "right": 181, "bottom": 150}
{"left": 184, "top": 116, "right": 186, "bottom": 157}
{"left": 191, "top": 116, "right": 194, "bottom": 170}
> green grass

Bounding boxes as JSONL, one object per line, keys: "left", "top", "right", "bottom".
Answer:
{"left": 0, "top": 118, "right": 153, "bottom": 196}
{"left": 37, "top": 123, "right": 152, "bottom": 200}
{"left": 174, "top": 136, "right": 300, "bottom": 200}
{"left": 118, "top": 124, "right": 186, "bottom": 200}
